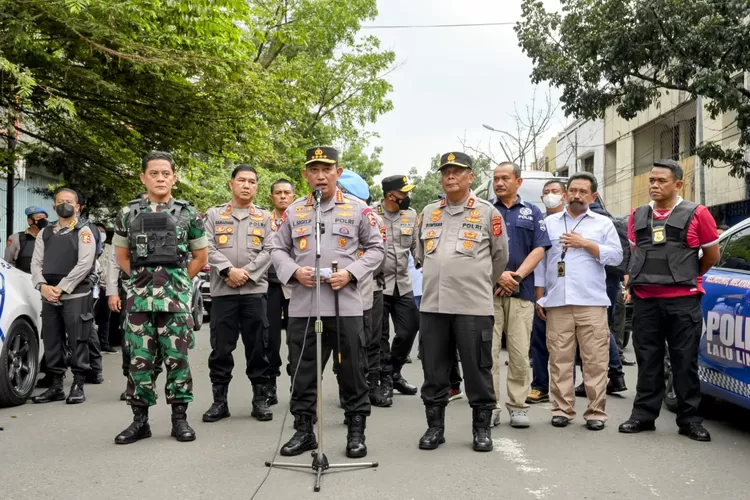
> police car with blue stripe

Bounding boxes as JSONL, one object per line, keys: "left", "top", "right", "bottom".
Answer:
{"left": 663, "top": 218, "right": 750, "bottom": 411}
{"left": 0, "top": 258, "right": 42, "bottom": 407}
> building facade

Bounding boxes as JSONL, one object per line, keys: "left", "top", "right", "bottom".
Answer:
{"left": 1, "top": 164, "right": 58, "bottom": 239}
{"left": 555, "top": 119, "right": 605, "bottom": 183}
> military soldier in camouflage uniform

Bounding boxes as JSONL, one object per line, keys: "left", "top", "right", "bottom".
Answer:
{"left": 416, "top": 152, "right": 509, "bottom": 452}
{"left": 270, "top": 147, "right": 385, "bottom": 459}
{"left": 113, "top": 151, "right": 208, "bottom": 445}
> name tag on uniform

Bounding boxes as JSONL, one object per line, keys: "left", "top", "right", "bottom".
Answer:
{"left": 652, "top": 226, "right": 666, "bottom": 245}
{"left": 557, "top": 261, "right": 566, "bottom": 278}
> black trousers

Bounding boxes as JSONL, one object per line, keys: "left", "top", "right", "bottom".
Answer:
{"left": 42, "top": 295, "right": 95, "bottom": 376}
{"left": 288, "top": 316, "right": 370, "bottom": 416}
{"left": 420, "top": 312, "right": 495, "bottom": 409}
{"left": 381, "top": 285, "right": 419, "bottom": 378}
{"left": 267, "top": 282, "right": 288, "bottom": 380}
{"left": 208, "top": 294, "right": 271, "bottom": 386}
{"left": 366, "top": 290, "right": 384, "bottom": 383}
{"left": 631, "top": 295, "right": 703, "bottom": 426}
{"left": 94, "top": 294, "right": 112, "bottom": 349}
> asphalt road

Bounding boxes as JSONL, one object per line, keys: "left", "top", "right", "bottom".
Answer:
{"left": 1, "top": 323, "right": 749, "bottom": 500}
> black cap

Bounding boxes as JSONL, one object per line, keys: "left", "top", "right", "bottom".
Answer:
{"left": 305, "top": 146, "right": 339, "bottom": 165}
{"left": 439, "top": 151, "right": 472, "bottom": 170}
{"left": 381, "top": 174, "right": 416, "bottom": 194}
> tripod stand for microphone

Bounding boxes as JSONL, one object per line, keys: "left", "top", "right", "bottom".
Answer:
{"left": 265, "top": 191, "right": 378, "bottom": 493}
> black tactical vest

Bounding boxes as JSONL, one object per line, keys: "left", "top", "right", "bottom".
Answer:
{"left": 16, "top": 232, "right": 35, "bottom": 274}
{"left": 629, "top": 201, "right": 700, "bottom": 287}
{"left": 41, "top": 223, "right": 94, "bottom": 293}
{"left": 127, "top": 198, "right": 190, "bottom": 268}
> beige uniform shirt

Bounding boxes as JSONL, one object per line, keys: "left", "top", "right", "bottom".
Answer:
{"left": 4, "top": 232, "right": 21, "bottom": 266}
{"left": 205, "top": 203, "right": 273, "bottom": 297}
{"left": 358, "top": 213, "right": 387, "bottom": 310}
{"left": 270, "top": 190, "right": 385, "bottom": 317}
{"left": 417, "top": 192, "right": 509, "bottom": 316}
{"left": 374, "top": 202, "right": 418, "bottom": 296}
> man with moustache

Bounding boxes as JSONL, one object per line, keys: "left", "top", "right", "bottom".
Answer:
{"left": 202, "top": 165, "right": 275, "bottom": 423}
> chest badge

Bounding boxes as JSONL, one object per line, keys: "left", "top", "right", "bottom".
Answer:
{"left": 252, "top": 236, "right": 261, "bottom": 246}
{"left": 652, "top": 226, "right": 666, "bottom": 245}
{"left": 463, "top": 241, "right": 474, "bottom": 250}
{"left": 338, "top": 237, "right": 347, "bottom": 248}
{"left": 299, "top": 237, "right": 308, "bottom": 251}
{"left": 426, "top": 239, "right": 435, "bottom": 252}
{"left": 218, "top": 234, "right": 229, "bottom": 246}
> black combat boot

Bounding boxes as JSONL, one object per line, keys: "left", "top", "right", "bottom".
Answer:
{"left": 85, "top": 371, "right": 104, "bottom": 384}
{"left": 171, "top": 403, "right": 196, "bottom": 442}
{"left": 280, "top": 414, "right": 317, "bottom": 456}
{"left": 392, "top": 373, "right": 418, "bottom": 395}
{"left": 36, "top": 373, "right": 54, "bottom": 388}
{"left": 31, "top": 374, "right": 65, "bottom": 404}
{"left": 346, "top": 415, "right": 368, "bottom": 458}
{"left": 380, "top": 375, "right": 394, "bottom": 399}
{"left": 419, "top": 406, "right": 446, "bottom": 450}
{"left": 368, "top": 374, "right": 392, "bottom": 407}
{"left": 267, "top": 377, "right": 278, "bottom": 406}
{"left": 66, "top": 375, "right": 86, "bottom": 404}
{"left": 251, "top": 384, "right": 273, "bottom": 421}
{"left": 202, "top": 384, "right": 231, "bottom": 422}
{"left": 114, "top": 406, "right": 152, "bottom": 445}
{"left": 472, "top": 408, "right": 493, "bottom": 452}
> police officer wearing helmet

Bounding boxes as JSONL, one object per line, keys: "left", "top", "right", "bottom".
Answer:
{"left": 269, "top": 146, "right": 385, "bottom": 459}
{"left": 113, "top": 151, "right": 208, "bottom": 445}
{"left": 416, "top": 152, "right": 509, "bottom": 452}
{"left": 202, "top": 164, "right": 275, "bottom": 424}
{"left": 30, "top": 189, "right": 98, "bottom": 405}
{"left": 5, "top": 206, "right": 49, "bottom": 273}
{"left": 374, "top": 174, "right": 420, "bottom": 400}
{"left": 336, "top": 169, "right": 392, "bottom": 408}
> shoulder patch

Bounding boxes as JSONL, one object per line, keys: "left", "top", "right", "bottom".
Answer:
{"left": 492, "top": 215, "right": 503, "bottom": 237}
{"left": 81, "top": 231, "right": 93, "bottom": 244}
{"left": 363, "top": 207, "right": 377, "bottom": 227}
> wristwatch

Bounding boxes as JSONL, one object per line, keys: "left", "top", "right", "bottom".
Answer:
{"left": 220, "top": 267, "right": 231, "bottom": 278}
{"left": 35, "top": 283, "right": 45, "bottom": 291}
{"left": 348, "top": 271, "right": 357, "bottom": 284}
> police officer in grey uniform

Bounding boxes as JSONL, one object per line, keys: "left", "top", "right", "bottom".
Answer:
{"left": 30, "top": 188, "right": 98, "bottom": 405}
{"left": 374, "top": 175, "right": 420, "bottom": 399}
{"left": 202, "top": 165, "right": 275, "bottom": 423}
{"left": 5, "top": 206, "right": 49, "bottom": 273}
{"left": 416, "top": 152, "right": 509, "bottom": 452}
{"left": 270, "top": 146, "right": 385, "bottom": 459}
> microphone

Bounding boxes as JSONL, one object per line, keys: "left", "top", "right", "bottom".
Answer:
{"left": 313, "top": 188, "right": 323, "bottom": 203}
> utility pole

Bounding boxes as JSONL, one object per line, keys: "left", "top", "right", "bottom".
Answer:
{"left": 696, "top": 95, "right": 705, "bottom": 206}
{"left": 4, "top": 114, "right": 16, "bottom": 240}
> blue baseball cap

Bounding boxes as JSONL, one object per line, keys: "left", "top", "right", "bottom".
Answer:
{"left": 24, "top": 206, "right": 48, "bottom": 217}
{"left": 337, "top": 170, "right": 370, "bottom": 201}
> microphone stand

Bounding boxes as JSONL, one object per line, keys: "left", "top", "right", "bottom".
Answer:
{"left": 265, "top": 189, "right": 378, "bottom": 493}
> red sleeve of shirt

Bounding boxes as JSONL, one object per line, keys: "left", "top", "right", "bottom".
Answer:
{"left": 685, "top": 205, "right": 720, "bottom": 248}
{"left": 627, "top": 209, "right": 637, "bottom": 243}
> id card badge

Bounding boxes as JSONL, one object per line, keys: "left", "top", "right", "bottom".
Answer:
{"left": 652, "top": 226, "right": 666, "bottom": 245}
{"left": 557, "top": 261, "right": 566, "bottom": 278}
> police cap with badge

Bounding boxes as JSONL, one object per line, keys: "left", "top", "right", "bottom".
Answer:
{"left": 381, "top": 175, "right": 415, "bottom": 194}
{"left": 25, "top": 206, "right": 48, "bottom": 218}
{"left": 305, "top": 146, "right": 339, "bottom": 166}
{"left": 438, "top": 152, "right": 473, "bottom": 170}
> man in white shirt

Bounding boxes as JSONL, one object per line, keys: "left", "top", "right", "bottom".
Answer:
{"left": 535, "top": 172, "right": 623, "bottom": 431}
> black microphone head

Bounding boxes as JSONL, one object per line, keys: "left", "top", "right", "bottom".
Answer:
{"left": 313, "top": 188, "right": 323, "bottom": 202}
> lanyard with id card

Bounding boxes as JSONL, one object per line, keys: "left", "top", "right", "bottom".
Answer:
{"left": 558, "top": 213, "right": 587, "bottom": 277}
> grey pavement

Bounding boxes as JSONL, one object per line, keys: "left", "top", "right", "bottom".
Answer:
{"left": 1, "top": 324, "right": 749, "bottom": 500}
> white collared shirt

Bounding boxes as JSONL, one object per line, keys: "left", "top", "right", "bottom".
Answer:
{"left": 536, "top": 208, "right": 623, "bottom": 308}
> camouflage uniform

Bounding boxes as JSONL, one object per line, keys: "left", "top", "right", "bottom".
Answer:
{"left": 113, "top": 200, "right": 207, "bottom": 407}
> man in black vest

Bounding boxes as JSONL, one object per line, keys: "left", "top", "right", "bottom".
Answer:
{"left": 619, "top": 159, "right": 720, "bottom": 442}
{"left": 30, "top": 189, "right": 98, "bottom": 404}
{"left": 5, "top": 206, "right": 49, "bottom": 273}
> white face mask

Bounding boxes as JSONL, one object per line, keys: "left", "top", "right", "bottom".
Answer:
{"left": 542, "top": 193, "right": 563, "bottom": 209}
{"left": 100, "top": 232, "right": 108, "bottom": 243}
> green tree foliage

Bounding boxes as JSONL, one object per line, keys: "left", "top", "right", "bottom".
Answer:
{"left": 516, "top": 0, "right": 750, "bottom": 176}
{"left": 0, "top": 0, "right": 394, "bottom": 213}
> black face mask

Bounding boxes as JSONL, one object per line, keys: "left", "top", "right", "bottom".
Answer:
{"left": 395, "top": 195, "right": 411, "bottom": 211}
{"left": 34, "top": 219, "right": 49, "bottom": 230}
{"left": 55, "top": 203, "right": 75, "bottom": 219}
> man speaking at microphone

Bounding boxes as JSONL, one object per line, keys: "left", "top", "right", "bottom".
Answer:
{"left": 269, "top": 146, "right": 385, "bottom": 459}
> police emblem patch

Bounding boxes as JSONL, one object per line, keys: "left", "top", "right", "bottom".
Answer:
{"left": 226, "top": 226, "right": 234, "bottom": 234}
{"left": 252, "top": 236, "right": 261, "bottom": 246}
{"left": 492, "top": 215, "right": 503, "bottom": 236}
{"left": 426, "top": 239, "right": 435, "bottom": 252}
{"left": 218, "top": 234, "right": 229, "bottom": 245}
{"left": 252, "top": 228, "right": 262, "bottom": 236}
{"left": 463, "top": 240, "right": 473, "bottom": 250}
{"left": 338, "top": 237, "right": 347, "bottom": 248}
{"left": 299, "top": 237, "right": 308, "bottom": 251}
{"left": 520, "top": 207, "right": 532, "bottom": 216}
{"left": 81, "top": 233, "right": 92, "bottom": 244}
{"left": 470, "top": 209, "right": 480, "bottom": 217}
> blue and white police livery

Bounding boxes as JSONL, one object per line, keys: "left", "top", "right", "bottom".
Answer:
{"left": 0, "top": 258, "right": 42, "bottom": 407}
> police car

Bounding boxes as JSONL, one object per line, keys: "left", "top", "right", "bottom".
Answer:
{"left": 663, "top": 217, "right": 750, "bottom": 411}
{"left": 0, "top": 258, "right": 42, "bottom": 407}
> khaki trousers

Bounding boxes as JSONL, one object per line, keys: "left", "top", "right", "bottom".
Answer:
{"left": 492, "top": 296, "right": 534, "bottom": 410}
{"left": 546, "top": 305, "right": 609, "bottom": 421}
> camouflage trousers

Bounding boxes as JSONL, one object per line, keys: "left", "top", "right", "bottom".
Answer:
{"left": 124, "top": 312, "right": 195, "bottom": 407}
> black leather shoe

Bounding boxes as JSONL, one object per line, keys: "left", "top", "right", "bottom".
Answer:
{"left": 618, "top": 419, "right": 656, "bottom": 433}
{"left": 678, "top": 423, "right": 711, "bottom": 442}
{"left": 392, "top": 374, "right": 418, "bottom": 395}
{"left": 31, "top": 375, "right": 66, "bottom": 404}
{"left": 419, "top": 406, "right": 445, "bottom": 450}
{"left": 203, "top": 384, "right": 230, "bottom": 423}
{"left": 280, "top": 414, "right": 317, "bottom": 456}
{"left": 85, "top": 372, "right": 104, "bottom": 385}
{"left": 346, "top": 415, "right": 368, "bottom": 458}
{"left": 170, "top": 403, "right": 196, "bottom": 442}
{"left": 66, "top": 376, "right": 86, "bottom": 404}
{"left": 575, "top": 383, "right": 586, "bottom": 397}
{"left": 606, "top": 375, "right": 627, "bottom": 394}
{"left": 586, "top": 420, "right": 605, "bottom": 431}
{"left": 115, "top": 406, "right": 152, "bottom": 445}
{"left": 620, "top": 356, "right": 636, "bottom": 366}
{"left": 551, "top": 416, "right": 570, "bottom": 427}
{"left": 369, "top": 387, "right": 393, "bottom": 407}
